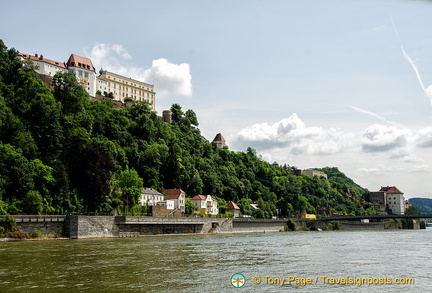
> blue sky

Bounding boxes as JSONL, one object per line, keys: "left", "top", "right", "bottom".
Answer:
{"left": 2, "top": 0, "right": 432, "bottom": 198}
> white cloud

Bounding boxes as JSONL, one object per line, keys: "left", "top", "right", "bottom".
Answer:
{"left": 236, "top": 113, "right": 353, "bottom": 156}
{"left": 86, "top": 43, "right": 192, "bottom": 97}
{"left": 145, "top": 58, "right": 192, "bottom": 97}
{"left": 416, "top": 127, "right": 432, "bottom": 148}
{"left": 361, "top": 124, "right": 412, "bottom": 153}
{"left": 355, "top": 167, "right": 384, "bottom": 176}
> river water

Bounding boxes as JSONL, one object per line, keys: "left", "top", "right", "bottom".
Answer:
{"left": 0, "top": 229, "right": 431, "bottom": 292}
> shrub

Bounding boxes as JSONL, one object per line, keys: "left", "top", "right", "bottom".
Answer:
{"left": 285, "top": 218, "right": 297, "bottom": 231}
{"left": 6, "top": 231, "right": 30, "bottom": 239}
{"left": 327, "top": 221, "right": 341, "bottom": 230}
{"left": 31, "top": 230, "right": 42, "bottom": 238}
{"left": 0, "top": 216, "right": 18, "bottom": 233}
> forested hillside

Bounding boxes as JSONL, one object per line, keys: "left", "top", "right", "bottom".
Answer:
{"left": 0, "top": 40, "right": 378, "bottom": 217}
{"left": 409, "top": 198, "right": 432, "bottom": 214}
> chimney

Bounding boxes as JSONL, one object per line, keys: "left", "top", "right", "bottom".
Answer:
{"left": 35, "top": 53, "right": 38, "bottom": 57}
{"left": 39, "top": 55, "right": 43, "bottom": 60}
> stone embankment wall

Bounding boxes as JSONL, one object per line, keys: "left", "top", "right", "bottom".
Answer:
{"left": 65, "top": 215, "right": 122, "bottom": 239}
{"left": 12, "top": 215, "right": 65, "bottom": 237}
{"left": 65, "top": 216, "right": 231, "bottom": 238}
{"left": 230, "top": 219, "right": 288, "bottom": 233}
{"left": 10, "top": 215, "right": 423, "bottom": 239}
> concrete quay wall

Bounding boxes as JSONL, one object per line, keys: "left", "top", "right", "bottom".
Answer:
{"left": 12, "top": 215, "right": 65, "bottom": 237}
{"left": 8, "top": 215, "right": 423, "bottom": 239}
{"left": 65, "top": 216, "right": 232, "bottom": 238}
{"left": 230, "top": 219, "right": 288, "bottom": 233}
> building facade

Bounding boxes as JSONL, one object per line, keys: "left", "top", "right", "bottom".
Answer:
{"left": 227, "top": 201, "right": 240, "bottom": 218}
{"left": 66, "top": 54, "right": 97, "bottom": 97}
{"left": 163, "top": 189, "right": 186, "bottom": 213}
{"left": 139, "top": 188, "right": 165, "bottom": 206}
{"left": 18, "top": 53, "right": 68, "bottom": 76}
{"left": 370, "top": 186, "right": 406, "bottom": 215}
{"left": 190, "top": 194, "right": 219, "bottom": 216}
{"left": 99, "top": 71, "right": 156, "bottom": 110}
{"left": 301, "top": 169, "right": 328, "bottom": 179}
{"left": 18, "top": 51, "right": 156, "bottom": 108}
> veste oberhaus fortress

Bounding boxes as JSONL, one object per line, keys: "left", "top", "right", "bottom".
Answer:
{"left": 18, "top": 52, "right": 156, "bottom": 111}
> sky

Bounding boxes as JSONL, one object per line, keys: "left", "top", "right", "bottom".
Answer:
{"left": 2, "top": 0, "right": 432, "bottom": 198}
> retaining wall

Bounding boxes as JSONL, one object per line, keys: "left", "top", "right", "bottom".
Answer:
{"left": 12, "top": 215, "right": 65, "bottom": 237}
{"left": 65, "top": 215, "right": 122, "bottom": 239}
{"left": 231, "top": 219, "right": 288, "bottom": 233}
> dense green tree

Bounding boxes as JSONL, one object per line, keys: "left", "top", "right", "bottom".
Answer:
{"left": 52, "top": 71, "right": 88, "bottom": 115}
{"left": 170, "top": 103, "right": 183, "bottom": 123}
{"left": 22, "top": 190, "right": 43, "bottom": 215}
{"left": 116, "top": 169, "right": 143, "bottom": 206}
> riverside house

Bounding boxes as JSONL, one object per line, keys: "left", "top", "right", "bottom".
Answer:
{"left": 190, "top": 195, "right": 219, "bottom": 216}
{"left": 163, "top": 189, "right": 186, "bottom": 213}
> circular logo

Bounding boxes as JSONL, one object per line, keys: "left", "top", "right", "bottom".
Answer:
{"left": 252, "top": 276, "right": 261, "bottom": 284}
{"left": 231, "top": 273, "right": 246, "bottom": 288}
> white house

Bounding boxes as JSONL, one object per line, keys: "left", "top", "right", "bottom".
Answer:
{"left": 139, "top": 188, "right": 165, "bottom": 206}
{"left": 18, "top": 52, "right": 68, "bottom": 76}
{"left": 227, "top": 201, "right": 241, "bottom": 218}
{"left": 156, "top": 200, "right": 175, "bottom": 210}
{"left": 380, "top": 186, "right": 406, "bottom": 215}
{"left": 163, "top": 189, "right": 186, "bottom": 213}
{"left": 190, "top": 194, "right": 219, "bottom": 216}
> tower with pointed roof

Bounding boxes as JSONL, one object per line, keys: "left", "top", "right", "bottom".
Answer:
{"left": 66, "top": 54, "right": 97, "bottom": 96}
{"left": 212, "top": 133, "right": 226, "bottom": 149}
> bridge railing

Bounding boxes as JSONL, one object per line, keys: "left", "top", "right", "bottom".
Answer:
{"left": 10, "top": 215, "right": 66, "bottom": 222}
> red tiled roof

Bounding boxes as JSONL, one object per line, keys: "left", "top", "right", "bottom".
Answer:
{"left": 163, "top": 189, "right": 184, "bottom": 199}
{"left": 18, "top": 52, "right": 67, "bottom": 69}
{"left": 67, "top": 54, "right": 95, "bottom": 72}
{"left": 191, "top": 194, "right": 207, "bottom": 200}
{"left": 213, "top": 133, "right": 225, "bottom": 142}
{"left": 227, "top": 201, "right": 240, "bottom": 210}
{"left": 379, "top": 186, "right": 404, "bottom": 194}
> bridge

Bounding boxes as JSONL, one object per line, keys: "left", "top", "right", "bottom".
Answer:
{"left": 319, "top": 214, "right": 432, "bottom": 221}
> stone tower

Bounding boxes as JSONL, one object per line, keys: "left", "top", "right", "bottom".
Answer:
{"left": 212, "top": 133, "right": 226, "bottom": 149}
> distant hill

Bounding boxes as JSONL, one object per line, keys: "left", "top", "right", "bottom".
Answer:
{"left": 409, "top": 198, "right": 432, "bottom": 214}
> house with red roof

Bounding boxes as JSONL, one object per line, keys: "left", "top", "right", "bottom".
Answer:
{"left": 163, "top": 189, "right": 186, "bottom": 213}
{"left": 227, "top": 201, "right": 241, "bottom": 218}
{"left": 370, "top": 186, "right": 407, "bottom": 215}
{"left": 190, "top": 194, "right": 219, "bottom": 216}
{"left": 18, "top": 52, "right": 67, "bottom": 76}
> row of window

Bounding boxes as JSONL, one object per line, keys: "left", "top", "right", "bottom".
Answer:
{"left": 106, "top": 75, "right": 152, "bottom": 91}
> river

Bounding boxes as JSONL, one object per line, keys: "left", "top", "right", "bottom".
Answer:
{"left": 0, "top": 229, "right": 431, "bottom": 292}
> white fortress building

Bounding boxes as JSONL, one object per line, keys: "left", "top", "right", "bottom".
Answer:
{"left": 18, "top": 52, "right": 156, "bottom": 109}
{"left": 99, "top": 70, "right": 156, "bottom": 111}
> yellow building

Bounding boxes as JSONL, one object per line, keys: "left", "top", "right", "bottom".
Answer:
{"left": 99, "top": 70, "right": 156, "bottom": 110}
